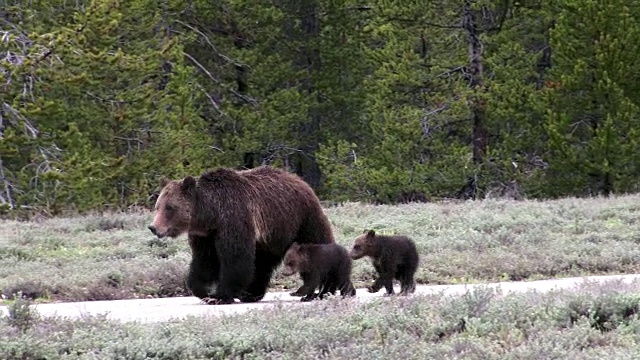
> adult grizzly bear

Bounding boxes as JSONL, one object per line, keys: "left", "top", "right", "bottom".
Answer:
{"left": 148, "top": 166, "right": 335, "bottom": 305}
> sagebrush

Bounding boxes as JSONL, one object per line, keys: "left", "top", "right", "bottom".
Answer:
{"left": 3, "top": 281, "right": 640, "bottom": 359}
{"left": 2, "top": 194, "right": 640, "bottom": 303}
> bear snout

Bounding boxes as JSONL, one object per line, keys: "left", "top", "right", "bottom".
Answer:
{"left": 149, "top": 225, "right": 168, "bottom": 238}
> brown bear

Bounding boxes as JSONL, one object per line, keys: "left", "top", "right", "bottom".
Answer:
{"left": 282, "top": 242, "right": 357, "bottom": 302}
{"left": 349, "top": 229, "right": 419, "bottom": 296}
{"left": 148, "top": 166, "right": 335, "bottom": 305}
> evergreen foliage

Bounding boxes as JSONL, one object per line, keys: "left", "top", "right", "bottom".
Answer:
{"left": 0, "top": 0, "right": 638, "bottom": 214}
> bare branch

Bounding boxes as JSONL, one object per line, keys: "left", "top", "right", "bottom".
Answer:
{"left": 183, "top": 51, "right": 258, "bottom": 105}
{"left": 383, "top": 17, "right": 461, "bottom": 29}
{"left": 114, "top": 136, "right": 143, "bottom": 144}
{"left": 3, "top": 102, "right": 38, "bottom": 138}
{"left": 0, "top": 157, "right": 14, "bottom": 208}
{"left": 420, "top": 104, "right": 451, "bottom": 139}
{"left": 184, "top": 52, "right": 220, "bottom": 84}
{"left": 195, "top": 83, "right": 230, "bottom": 119}
{"left": 175, "top": 20, "right": 246, "bottom": 68}
{"left": 85, "top": 91, "right": 132, "bottom": 105}
{"left": 207, "top": 145, "right": 224, "bottom": 152}
{"left": 436, "top": 66, "right": 466, "bottom": 78}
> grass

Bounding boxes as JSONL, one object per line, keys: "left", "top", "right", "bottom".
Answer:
{"left": 2, "top": 194, "right": 640, "bottom": 303}
{"left": 3, "top": 280, "right": 640, "bottom": 359}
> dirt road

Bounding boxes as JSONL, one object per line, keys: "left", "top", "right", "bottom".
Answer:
{"left": 2, "top": 274, "right": 639, "bottom": 323}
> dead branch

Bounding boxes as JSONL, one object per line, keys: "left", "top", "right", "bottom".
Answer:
{"left": 183, "top": 52, "right": 221, "bottom": 84}
{"left": 436, "top": 66, "right": 466, "bottom": 78}
{"left": 175, "top": 20, "right": 246, "bottom": 68}
{"left": 0, "top": 156, "right": 14, "bottom": 208}
{"left": 420, "top": 104, "right": 451, "bottom": 139}
{"left": 84, "top": 91, "right": 132, "bottom": 105}
{"left": 195, "top": 83, "right": 229, "bottom": 119}
{"left": 183, "top": 51, "right": 258, "bottom": 105}
{"left": 3, "top": 102, "right": 38, "bottom": 138}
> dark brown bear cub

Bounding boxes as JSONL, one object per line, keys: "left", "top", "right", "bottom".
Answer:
{"left": 349, "top": 229, "right": 419, "bottom": 296}
{"left": 282, "top": 242, "right": 357, "bottom": 302}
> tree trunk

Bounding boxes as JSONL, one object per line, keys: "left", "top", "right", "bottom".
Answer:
{"left": 295, "top": 0, "right": 323, "bottom": 189}
{"left": 463, "top": 0, "right": 488, "bottom": 165}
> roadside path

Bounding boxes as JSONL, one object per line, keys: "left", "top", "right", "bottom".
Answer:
{"left": 2, "top": 274, "right": 639, "bottom": 323}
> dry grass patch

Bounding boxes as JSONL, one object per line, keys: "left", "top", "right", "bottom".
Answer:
{"left": 3, "top": 281, "right": 640, "bottom": 359}
{"left": 2, "top": 194, "right": 640, "bottom": 302}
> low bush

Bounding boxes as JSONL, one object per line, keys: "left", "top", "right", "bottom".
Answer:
{"left": 2, "top": 195, "right": 640, "bottom": 302}
{"left": 3, "top": 281, "right": 640, "bottom": 359}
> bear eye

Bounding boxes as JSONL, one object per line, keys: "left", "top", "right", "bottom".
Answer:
{"left": 354, "top": 245, "right": 361, "bottom": 250}
{"left": 165, "top": 204, "right": 174, "bottom": 213}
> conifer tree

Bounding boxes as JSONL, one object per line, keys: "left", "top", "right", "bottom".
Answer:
{"left": 542, "top": 0, "right": 640, "bottom": 196}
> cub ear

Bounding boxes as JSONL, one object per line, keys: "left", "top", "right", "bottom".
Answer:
{"left": 366, "top": 229, "right": 376, "bottom": 238}
{"left": 159, "top": 177, "right": 171, "bottom": 189}
{"left": 181, "top": 176, "right": 197, "bottom": 193}
{"left": 289, "top": 242, "right": 302, "bottom": 253}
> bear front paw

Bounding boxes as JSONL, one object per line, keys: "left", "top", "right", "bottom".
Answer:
{"left": 289, "top": 291, "right": 304, "bottom": 297}
{"left": 200, "top": 297, "right": 234, "bottom": 305}
{"left": 239, "top": 294, "right": 265, "bottom": 303}
{"left": 399, "top": 289, "right": 414, "bottom": 296}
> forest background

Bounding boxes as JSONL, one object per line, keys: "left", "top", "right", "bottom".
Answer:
{"left": 1, "top": 0, "right": 638, "bottom": 216}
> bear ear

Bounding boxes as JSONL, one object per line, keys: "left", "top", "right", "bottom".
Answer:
{"left": 181, "top": 176, "right": 197, "bottom": 193}
{"left": 366, "top": 229, "right": 376, "bottom": 238}
{"left": 289, "top": 242, "right": 301, "bottom": 252}
{"left": 159, "top": 177, "right": 171, "bottom": 189}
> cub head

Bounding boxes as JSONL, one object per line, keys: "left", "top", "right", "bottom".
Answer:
{"left": 282, "top": 243, "right": 307, "bottom": 276}
{"left": 349, "top": 229, "right": 377, "bottom": 260}
{"left": 148, "top": 176, "right": 197, "bottom": 239}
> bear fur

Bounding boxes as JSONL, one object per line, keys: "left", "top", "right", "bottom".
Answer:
{"left": 349, "top": 229, "right": 419, "bottom": 296}
{"left": 282, "top": 242, "right": 357, "bottom": 302}
{"left": 148, "top": 166, "right": 335, "bottom": 305}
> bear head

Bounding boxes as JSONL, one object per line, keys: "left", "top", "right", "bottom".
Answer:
{"left": 282, "top": 243, "right": 307, "bottom": 276}
{"left": 148, "top": 175, "right": 197, "bottom": 239}
{"left": 349, "top": 229, "right": 377, "bottom": 260}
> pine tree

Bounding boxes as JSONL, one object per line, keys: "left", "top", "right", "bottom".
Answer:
{"left": 1, "top": 0, "right": 215, "bottom": 213}
{"left": 176, "top": 0, "right": 370, "bottom": 191}
{"left": 542, "top": 0, "right": 640, "bottom": 197}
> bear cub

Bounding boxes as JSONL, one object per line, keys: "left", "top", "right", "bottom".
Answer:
{"left": 282, "top": 242, "right": 357, "bottom": 302}
{"left": 349, "top": 229, "right": 419, "bottom": 296}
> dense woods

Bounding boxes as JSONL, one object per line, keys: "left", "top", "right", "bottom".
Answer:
{"left": 1, "top": 0, "right": 639, "bottom": 215}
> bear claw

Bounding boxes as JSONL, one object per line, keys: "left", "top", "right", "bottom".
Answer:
{"left": 200, "top": 297, "right": 234, "bottom": 305}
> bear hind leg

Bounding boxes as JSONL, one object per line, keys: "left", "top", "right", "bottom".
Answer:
{"left": 340, "top": 281, "right": 357, "bottom": 298}
{"left": 399, "top": 264, "right": 418, "bottom": 296}
{"left": 294, "top": 213, "right": 334, "bottom": 245}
